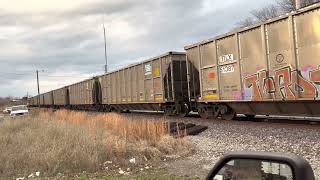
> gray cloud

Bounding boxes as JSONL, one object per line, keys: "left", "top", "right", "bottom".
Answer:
{"left": 0, "top": 0, "right": 276, "bottom": 97}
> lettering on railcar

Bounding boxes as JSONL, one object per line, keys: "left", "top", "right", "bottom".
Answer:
{"left": 219, "top": 54, "right": 234, "bottom": 64}
{"left": 144, "top": 64, "right": 152, "bottom": 75}
{"left": 220, "top": 64, "right": 235, "bottom": 74}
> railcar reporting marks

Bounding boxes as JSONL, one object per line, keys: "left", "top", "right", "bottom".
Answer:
{"left": 144, "top": 64, "right": 152, "bottom": 75}
{"left": 219, "top": 54, "right": 234, "bottom": 64}
{"left": 220, "top": 64, "right": 235, "bottom": 74}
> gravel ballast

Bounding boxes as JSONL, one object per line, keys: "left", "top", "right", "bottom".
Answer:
{"left": 164, "top": 119, "right": 320, "bottom": 179}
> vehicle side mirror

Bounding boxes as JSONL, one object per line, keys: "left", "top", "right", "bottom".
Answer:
{"left": 206, "top": 151, "right": 315, "bottom": 180}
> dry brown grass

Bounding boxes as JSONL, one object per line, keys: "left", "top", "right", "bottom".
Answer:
{"left": 0, "top": 110, "right": 192, "bottom": 177}
{"left": 50, "top": 110, "right": 170, "bottom": 145}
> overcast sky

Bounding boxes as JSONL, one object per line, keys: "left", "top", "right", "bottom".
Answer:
{"left": 0, "top": 0, "right": 276, "bottom": 97}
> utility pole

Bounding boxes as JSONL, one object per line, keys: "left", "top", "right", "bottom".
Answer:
{"left": 103, "top": 24, "right": 108, "bottom": 73}
{"left": 295, "top": 0, "right": 301, "bottom": 9}
{"left": 36, "top": 70, "right": 40, "bottom": 107}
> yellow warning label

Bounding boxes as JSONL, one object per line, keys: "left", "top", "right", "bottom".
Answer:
{"left": 155, "top": 96, "right": 163, "bottom": 101}
{"left": 153, "top": 67, "right": 160, "bottom": 77}
{"left": 202, "top": 94, "right": 219, "bottom": 100}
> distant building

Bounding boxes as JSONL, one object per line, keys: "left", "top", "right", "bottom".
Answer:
{"left": 9, "top": 98, "right": 28, "bottom": 106}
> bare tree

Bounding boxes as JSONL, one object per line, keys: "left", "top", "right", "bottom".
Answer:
{"left": 278, "top": 0, "right": 320, "bottom": 12}
{"left": 300, "top": 0, "right": 320, "bottom": 7}
{"left": 251, "top": 5, "right": 281, "bottom": 22}
{"left": 0, "top": 97, "right": 10, "bottom": 108}
{"left": 237, "top": 0, "right": 320, "bottom": 28}
{"left": 237, "top": 4, "right": 281, "bottom": 27}
{"left": 236, "top": 17, "right": 255, "bottom": 28}
{"left": 278, "top": 0, "right": 296, "bottom": 12}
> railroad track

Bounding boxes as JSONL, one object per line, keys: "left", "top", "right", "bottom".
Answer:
{"left": 234, "top": 114, "right": 320, "bottom": 126}
{"left": 113, "top": 111, "right": 320, "bottom": 137}
{"left": 47, "top": 107, "right": 320, "bottom": 126}
{"left": 35, "top": 108, "right": 320, "bottom": 135}
{"left": 121, "top": 110, "right": 320, "bottom": 126}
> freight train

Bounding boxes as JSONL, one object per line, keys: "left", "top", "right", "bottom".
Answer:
{"left": 30, "top": 52, "right": 190, "bottom": 116}
{"left": 29, "top": 4, "right": 320, "bottom": 120}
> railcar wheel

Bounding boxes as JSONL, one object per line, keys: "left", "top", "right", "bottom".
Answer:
{"left": 164, "top": 106, "right": 175, "bottom": 116}
{"left": 221, "top": 108, "right": 236, "bottom": 120}
{"left": 198, "top": 107, "right": 211, "bottom": 119}
{"left": 213, "top": 109, "right": 219, "bottom": 119}
{"left": 106, "top": 106, "right": 112, "bottom": 112}
{"left": 108, "top": 106, "right": 116, "bottom": 112}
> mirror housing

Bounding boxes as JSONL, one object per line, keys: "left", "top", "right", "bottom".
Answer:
{"left": 206, "top": 151, "right": 315, "bottom": 180}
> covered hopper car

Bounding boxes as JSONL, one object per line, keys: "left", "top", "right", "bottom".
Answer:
{"left": 42, "top": 91, "right": 54, "bottom": 107}
{"left": 67, "top": 78, "right": 101, "bottom": 110}
{"left": 29, "top": 96, "right": 39, "bottom": 106}
{"left": 185, "top": 4, "right": 320, "bottom": 119}
{"left": 52, "top": 87, "right": 69, "bottom": 108}
{"left": 99, "top": 52, "right": 189, "bottom": 116}
{"left": 39, "top": 94, "right": 45, "bottom": 106}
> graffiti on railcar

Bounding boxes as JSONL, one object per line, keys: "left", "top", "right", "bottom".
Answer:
{"left": 243, "top": 66, "right": 320, "bottom": 100}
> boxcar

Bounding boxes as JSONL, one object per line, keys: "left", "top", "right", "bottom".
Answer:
{"left": 52, "top": 87, "right": 69, "bottom": 107}
{"left": 99, "top": 52, "right": 189, "bottom": 116}
{"left": 185, "top": 4, "right": 320, "bottom": 119}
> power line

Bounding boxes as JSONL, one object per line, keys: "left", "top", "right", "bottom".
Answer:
{"left": 0, "top": 72, "right": 98, "bottom": 78}
{"left": 36, "top": 70, "right": 40, "bottom": 107}
{"left": 40, "top": 74, "right": 96, "bottom": 78}
{"left": 103, "top": 23, "right": 108, "bottom": 73}
{"left": 0, "top": 68, "right": 102, "bottom": 75}
{"left": 0, "top": 72, "right": 34, "bottom": 76}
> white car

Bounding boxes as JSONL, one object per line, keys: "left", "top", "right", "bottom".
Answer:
{"left": 10, "top": 105, "right": 29, "bottom": 117}
{"left": 3, "top": 107, "right": 12, "bottom": 113}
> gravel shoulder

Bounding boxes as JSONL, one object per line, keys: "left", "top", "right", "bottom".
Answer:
{"left": 48, "top": 112, "right": 320, "bottom": 179}
{"left": 163, "top": 117, "right": 320, "bottom": 179}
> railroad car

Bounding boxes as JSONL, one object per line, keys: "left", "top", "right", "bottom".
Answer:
{"left": 42, "top": 91, "right": 54, "bottom": 107}
{"left": 52, "top": 87, "right": 69, "bottom": 108}
{"left": 185, "top": 4, "right": 320, "bottom": 119}
{"left": 33, "top": 95, "right": 40, "bottom": 106}
{"left": 67, "top": 77, "right": 101, "bottom": 110}
{"left": 29, "top": 96, "right": 38, "bottom": 106}
{"left": 39, "top": 94, "right": 45, "bottom": 106}
{"left": 99, "top": 52, "right": 189, "bottom": 116}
